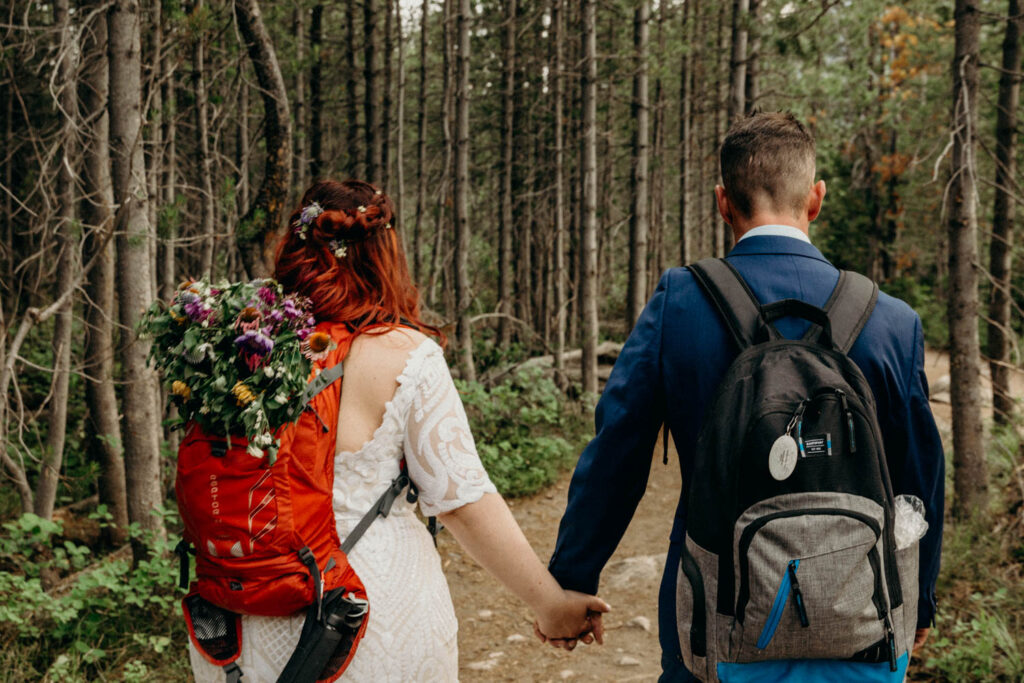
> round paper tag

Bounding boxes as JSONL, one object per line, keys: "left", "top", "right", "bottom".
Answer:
{"left": 768, "top": 435, "right": 798, "bottom": 481}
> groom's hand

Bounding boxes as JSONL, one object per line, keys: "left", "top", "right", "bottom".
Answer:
{"left": 532, "top": 590, "right": 609, "bottom": 650}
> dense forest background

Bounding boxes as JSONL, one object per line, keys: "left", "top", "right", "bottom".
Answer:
{"left": 0, "top": 0, "right": 1022, "bottom": 679}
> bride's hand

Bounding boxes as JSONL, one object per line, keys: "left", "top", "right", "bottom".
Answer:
{"left": 532, "top": 590, "right": 610, "bottom": 650}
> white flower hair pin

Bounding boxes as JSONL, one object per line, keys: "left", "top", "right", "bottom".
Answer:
{"left": 329, "top": 239, "right": 348, "bottom": 259}
{"left": 293, "top": 202, "right": 324, "bottom": 240}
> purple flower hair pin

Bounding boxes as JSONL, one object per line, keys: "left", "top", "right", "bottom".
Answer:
{"left": 293, "top": 201, "right": 324, "bottom": 240}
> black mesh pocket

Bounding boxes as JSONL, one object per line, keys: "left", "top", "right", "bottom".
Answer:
{"left": 183, "top": 593, "right": 241, "bottom": 665}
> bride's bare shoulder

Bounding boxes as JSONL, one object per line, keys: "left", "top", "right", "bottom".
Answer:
{"left": 346, "top": 326, "right": 433, "bottom": 379}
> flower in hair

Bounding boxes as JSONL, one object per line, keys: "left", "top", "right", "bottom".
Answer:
{"left": 293, "top": 201, "right": 324, "bottom": 240}
{"left": 357, "top": 205, "right": 367, "bottom": 214}
{"left": 329, "top": 239, "right": 348, "bottom": 259}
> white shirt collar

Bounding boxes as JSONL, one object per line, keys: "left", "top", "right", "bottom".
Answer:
{"left": 738, "top": 224, "right": 812, "bottom": 244}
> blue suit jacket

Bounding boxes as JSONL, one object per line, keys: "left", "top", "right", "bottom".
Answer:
{"left": 548, "top": 235, "right": 944, "bottom": 672}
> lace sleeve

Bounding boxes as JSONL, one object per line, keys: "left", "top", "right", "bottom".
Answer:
{"left": 403, "top": 344, "right": 497, "bottom": 517}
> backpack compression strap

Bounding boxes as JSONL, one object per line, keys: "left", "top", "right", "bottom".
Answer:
{"left": 803, "top": 270, "right": 879, "bottom": 354}
{"left": 688, "top": 258, "right": 771, "bottom": 351}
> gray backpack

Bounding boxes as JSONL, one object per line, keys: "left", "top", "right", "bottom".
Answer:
{"left": 677, "top": 259, "right": 919, "bottom": 681}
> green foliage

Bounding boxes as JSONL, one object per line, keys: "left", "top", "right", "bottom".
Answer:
{"left": 914, "top": 425, "right": 1024, "bottom": 681}
{"left": 881, "top": 276, "right": 949, "bottom": 350}
{"left": 0, "top": 508, "right": 189, "bottom": 682}
{"left": 457, "top": 368, "right": 592, "bottom": 497}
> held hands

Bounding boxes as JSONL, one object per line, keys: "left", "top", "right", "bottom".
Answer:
{"left": 532, "top": 589, "right": 610, "bottom": 651}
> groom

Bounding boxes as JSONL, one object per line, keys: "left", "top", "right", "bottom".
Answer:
{"left": 544, "top": 112, "right": 944, "bottom": 680}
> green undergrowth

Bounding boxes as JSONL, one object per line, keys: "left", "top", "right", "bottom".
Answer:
{"left": 457, "top": 367, "right": 593, "bottom": 498}
{"left": 911, "top": 424, "right": 1024, "bottom": 681}
{"left": 0, "top": 508, "right": 190, "bottom": 682}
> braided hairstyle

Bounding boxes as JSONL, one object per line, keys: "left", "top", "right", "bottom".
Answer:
{"left": 275, "top": 179, "right": 440, "bottom": 340}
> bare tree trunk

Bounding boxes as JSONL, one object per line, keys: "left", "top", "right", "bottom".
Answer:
{"left": 413, "top": 0, "right": 429, "bottom": 283}
{"left": 364, "top": 0, "right": 382, "bottom": 183}
{"left": 234, "top": 0, "right": 293, "bottom": 277}
{"left": 428, "top": 0, "right": 454, "bottom": 308}
{"left": 81, "top": 3, "right": 129, "bottom": 543}
{"left": 627, "top": 0, "right": 650, "bottom": 327}
{"left": 727, "top": 0, "right": 748, "bottom": 124}
{"left": 552, "top": 0, "right": 566, "bottom": 385}
{"left": 382, "top": 0, "right": 393, "bottom": 190}
{"left": 293, "top": 4, "right": 308, "bottom": 190}
{"left": 147, "top": 0, "right": 163, "bottom": 299}
{"left": 193, "top": 0, "right": 215, "bottom": 278}
{"left": 498, "top": 0, "right": 516, "bottom": 346}
{"left": 987, "top": 0, "right": 1022, "bottom": 426}
{"left": 345, "top": 0, "right": 363, "bottom": 178}
{"left": 715, "top": 1, "right": 728, "bottom": 256}
{"left": 237, "top": 73, "right": 251, "bottom": 210}
{"left": 38, "top": 0, "right": 78, "bottom": 521}
{"left": 109, "top": 0, "right": 165, "bottom": 558}
{"left": 395, "top": 0, "right": 406, "bottom": 239}
{"left": 947, "top": 0, "right": 986, "bottom": 520}
{"left": 744, "top": 0, "right": 760, "bottom": 114}
{"left": 453, "top": 0, "right": 475, "bottom": 382}
{"left": 679, "top": 0, "right": 694, "bottom": 265}
{"left": 159, "top": 38, "right": 177, "bottom": 303}
{"left": 310, "top": 4, "right": 324, "bottom": 179}
{"left": 581, "top": 0, "right": 598, "bottom": 395}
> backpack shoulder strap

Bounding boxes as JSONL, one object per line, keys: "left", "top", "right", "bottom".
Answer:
{"left": 811, "top": 271, "right": 879, "bottom": 354}
{"left": 688, "top": 258, "right": 770, "bottom": 351}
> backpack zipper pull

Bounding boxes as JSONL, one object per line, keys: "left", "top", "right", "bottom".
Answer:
{"left": 788, "top": 560, "right": 809, "bottom": 627}
{"left": 836, "top": 389, "right": 856, "bottom": 453}
{"left": 885, "top": 613, "right": 898, "bottom": 671}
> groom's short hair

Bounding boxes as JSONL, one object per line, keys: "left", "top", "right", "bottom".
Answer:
{"left": 720, "top": 112, "right": 816, "bottom": 219}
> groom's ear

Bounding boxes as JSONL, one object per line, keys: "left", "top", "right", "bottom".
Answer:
{"left": 715, "top": 185, "right": 734, "bottom": 226}
{"left": 805, "top": 180, "right": 826, "bottom": 222}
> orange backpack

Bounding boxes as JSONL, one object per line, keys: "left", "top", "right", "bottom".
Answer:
{"left": 175, "top": 321, "right": 416, "bottom": 682}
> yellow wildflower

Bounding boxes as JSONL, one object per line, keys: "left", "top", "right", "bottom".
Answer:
{"left": 171, "top": 381, "right": 192, "bottom": 400}
{"left": 232, "top": 381, "right": 257, "bottom": 406}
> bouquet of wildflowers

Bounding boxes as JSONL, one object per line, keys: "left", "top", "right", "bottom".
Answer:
{"left": 140, "top": 279, "right": 334, "bottom": 461}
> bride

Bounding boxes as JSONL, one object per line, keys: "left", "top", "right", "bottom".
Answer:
{"left": 188, "top": 179, "right": 607, "bottom": 682}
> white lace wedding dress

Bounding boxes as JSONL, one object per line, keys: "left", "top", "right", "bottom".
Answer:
{"left": 189, "top": 339, "right": 497, "bottom": 682}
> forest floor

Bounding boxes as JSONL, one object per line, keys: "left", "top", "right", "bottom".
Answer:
{"left": 445, "top": 349, "right": 1024, "bottom": 682}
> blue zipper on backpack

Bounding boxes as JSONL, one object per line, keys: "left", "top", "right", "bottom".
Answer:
{"left": 756, "top": 559, "right": 808, "bottom": 649}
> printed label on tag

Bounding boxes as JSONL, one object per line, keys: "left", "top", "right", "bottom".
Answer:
{"left": 769, "top": 435, "right": 798, "bottom": 480}
{"left": 802, "top": 433, "right": 831, "bottom": 458}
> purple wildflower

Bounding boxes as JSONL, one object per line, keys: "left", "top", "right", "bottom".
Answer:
{"left": 235, "top": 329, "right": 275, "bottom": 356}
{"left": 183, "top": 299, "right": 213, "bottom": 323}
{"left": 267, "top": 309, "right": 284, "bottom": 325}
{"left": 282, "top": 298, "right": 301, "bottom": 320}
{"left": 257, "top": 286, "right": 278, "bottom": 306}
{"left": 296, "top": 327, "right": 312, "bottom": 341}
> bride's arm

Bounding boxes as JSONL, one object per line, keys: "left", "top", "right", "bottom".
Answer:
{"left": 438, "top": 493, "right": 609, "bottom": 643}
{"left": 402, "top": 342, "right": 608, "bottom": 644}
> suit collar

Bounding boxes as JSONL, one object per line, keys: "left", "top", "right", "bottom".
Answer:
{"left": 727, "top": 235, "right": 832, "bottom": 264}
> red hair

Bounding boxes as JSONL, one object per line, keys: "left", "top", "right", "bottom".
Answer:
{"left": 275, "top": 179, "right": 442, "bottom": 342}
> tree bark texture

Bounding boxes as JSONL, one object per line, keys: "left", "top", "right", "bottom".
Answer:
{"left": 193, "top": 0, "right": 216, "bottom": 278}
{"left": 986, "top": 0, "right": 1021, "bottom": 425}
{"left": 234, "top": 0, "right": 293, "bottom": 278}
{"left": 679, "top": 0, "right": 694, "bottom": 265}
{"left": 947, "top": 0, "right": 987, "bottom": 520}
{"left": 581, "top": 0, "right": 599, "bottom": 395}
{"left": 453, "top": 0, "right": 475, "bottom": 382}
{"left": 498, "top": 0, "right": 516, "bottom": 346}
{"left": 345, "top": 0, "right": 363, "bottom": 178}
{"left": 108, "top": 0, "right": 165, "bottom": 556}
{"left": 38, "top": 0, "right": 78, "bottom": 521}
{"left": 552, "top": 0, "right": 566, "bottom": 385}
{"left": 293, "top": 5, "right": 308, "bottom": 190}
{"left": 81, "top": 6, "right": 129, "bottom": 542}
{"left": 727, "top": 0, "right": 749, "bottom": 125}
{"left": 364, "top": 0, "right": 382, "bottom": 183}
{"left": 310, "top": 4, "right": 324, "bottom": 180}
{"left": 627, "top": 0, "right": 650, "bottom": 327}
{"left": 413, "top": 0, "right": 429, "bottom": 283}
{"left": 744, "top": 0, "right": 760, "bottom": 114}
